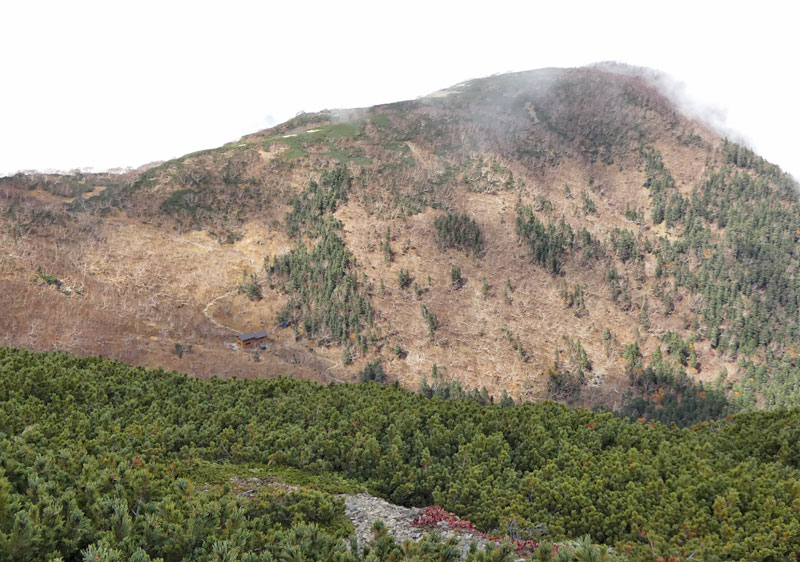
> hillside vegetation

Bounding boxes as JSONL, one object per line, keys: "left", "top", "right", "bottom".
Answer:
{"left": 3, "top": 348, "right": 800, "bottom": 560}
{"left": 1, "top": 65, "right": 800, "bottom": 418}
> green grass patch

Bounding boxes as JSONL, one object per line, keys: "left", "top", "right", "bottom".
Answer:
{"left": 264, "top": 120, "right": 367, "bottom": 162}
{"left": 282, "top": 145, "right": 309, "bottom": 159}
{"left": 183, "top": 460, "right": 365, "bottom": 495}
{"left": 264, "top": 135, "right": 308, "bottom": 159}
{"left": 322, "top": 148, "right": 372, "bottom": 166}
{"left": 369, "top": 113, "right": 394, "bottom": 130}
{"left": 307, "top": 121, "right": 362, "bottom": 140}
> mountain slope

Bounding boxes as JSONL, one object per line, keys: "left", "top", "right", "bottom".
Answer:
{"left": 2, "top": 65, "right": 798, "bottom": 419}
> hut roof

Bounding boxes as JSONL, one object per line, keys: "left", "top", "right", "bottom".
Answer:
{"left": 237, "top": 330, "right": 268, "bottom": 342}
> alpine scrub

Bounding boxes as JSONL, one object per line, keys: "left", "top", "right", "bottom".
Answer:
{"left": 3, "top": 348, "right": 800, "bottom": 560}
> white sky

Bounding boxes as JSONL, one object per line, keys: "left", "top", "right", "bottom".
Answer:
{"left": 2, "top": 0, "right": 799, "bottom": 178}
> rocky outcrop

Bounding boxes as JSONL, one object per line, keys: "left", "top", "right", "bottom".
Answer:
{"left": 343, "top": 492, "right": 496, "bottom": 559}
{"left": 227, "top": 479, "right": 520, "bottom": 560}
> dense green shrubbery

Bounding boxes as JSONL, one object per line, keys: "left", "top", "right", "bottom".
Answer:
{"left": 4, "top": 349, "right": 800, "bottom": 560}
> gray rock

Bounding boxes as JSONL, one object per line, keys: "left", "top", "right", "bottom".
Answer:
{"left": 342, "top": 492, "right": 493, "bottom": 559}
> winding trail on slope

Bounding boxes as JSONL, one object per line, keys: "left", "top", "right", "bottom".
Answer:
{"left": 202, "top": 285, "right": 347, "bottom": 385}
{"left": 319, "top": 356, "right": 346, "bottom": 384}
{"left": 202, "top": 289, "right": 242, "bottom": 334}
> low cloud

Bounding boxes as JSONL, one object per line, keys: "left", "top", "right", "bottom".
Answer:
{"left": 590, "top": 61, "right": 750, "bottom": 146}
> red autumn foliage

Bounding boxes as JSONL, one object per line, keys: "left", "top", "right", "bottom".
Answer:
{"left": 411, "top": 505, "right": 553, "bottom": 554}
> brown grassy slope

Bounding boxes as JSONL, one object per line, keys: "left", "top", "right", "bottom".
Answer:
{"left": 0, "top": 66, "right": 743, "bottom": 405}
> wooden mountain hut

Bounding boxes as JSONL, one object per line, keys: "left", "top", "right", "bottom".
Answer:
{"left": 237, "top": 330, "right": 268, "bottom": 350}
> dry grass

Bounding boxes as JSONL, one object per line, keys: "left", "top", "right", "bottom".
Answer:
{"left": 0, "top": 68, "right": 743, "bottom": 407}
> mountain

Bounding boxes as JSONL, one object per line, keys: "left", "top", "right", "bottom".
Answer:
{"left": 5, "top": 65, "right": 800, "bottom": 562}
{"left": 2, "top": 65, "right": 799, "bottom": 422}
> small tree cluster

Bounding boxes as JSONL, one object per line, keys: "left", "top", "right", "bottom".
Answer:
{"left": 381, "top": 227, "right": 394, "bottom": 263}
{"left": 434, "top": 212, "right": 484, "bottom": 256}
{"left": 560, "top": 282, "right": 586, "bottom": 317}
{"left": 516, "top": 205, "right": 574, "bottom": 275}
{"left": 450, "top": 265, "right": 464, "bottom": 289}
{"left": 237, "top": 270, "right": 262, "bottom": 301}
{"left": 397, "top": 268, "right": 411, "bottom": 289}
{"left": 286, "top": 164, "right": 351, "bottom": 237}
{"left": 421, "top": 304, "right": 438, "bottom": 341}
{"left": 360, "top": 360, "right": 386, "bottom": 384}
